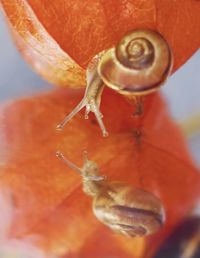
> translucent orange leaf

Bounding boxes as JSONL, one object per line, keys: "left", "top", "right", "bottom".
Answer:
{"left": 1, "top": 0, "right": 200, "bottom": 87}
{"left": 0, "top": 89, "right": 199, "bottom": 257}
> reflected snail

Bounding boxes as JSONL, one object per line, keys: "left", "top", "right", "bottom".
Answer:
{"left": 56, "top": 151, "right": 165, "bottom": 237}
{"left": 57, "top": 29, "right": 173, "bottom": 136}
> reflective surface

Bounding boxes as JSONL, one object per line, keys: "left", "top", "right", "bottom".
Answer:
{"left": 0, "top": 9, "right": 200, "bottom": 258}
{"left": 0, "top": 11, "right": 199, "bottom": 166}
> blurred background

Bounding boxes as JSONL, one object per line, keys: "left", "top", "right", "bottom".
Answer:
{"left": 0, "top": 12, "right": 200, "bottom": 166}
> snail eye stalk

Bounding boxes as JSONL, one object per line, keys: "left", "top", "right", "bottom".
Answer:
{"left": 56, "top": 57, "right": 108, "bottom": 137}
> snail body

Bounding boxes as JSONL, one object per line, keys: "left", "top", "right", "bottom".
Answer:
{"left": 56, "top": 151, "right": 165, "bottom": 237}
{"left": 57, "top": 29, "right": 173, "bottom": 136}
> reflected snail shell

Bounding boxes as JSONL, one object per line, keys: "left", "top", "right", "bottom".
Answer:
{"left": 98, "top": 29, "right": 173, "bottom": 95}
{"left": 93, "top": 181, "right": 165, "bottom": 237}
{"left": 56, "top": 151, "right": 165, "bottom": 237}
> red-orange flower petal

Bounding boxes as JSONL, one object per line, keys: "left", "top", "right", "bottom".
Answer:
{"left": 0, "top": 89, "right": 199, "bottom": 257}
{"left": 1, "top": 0, "right": 200, "bottom": 87}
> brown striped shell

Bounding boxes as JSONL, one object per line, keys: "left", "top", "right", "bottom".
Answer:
{"left": 93, "top": 181, "right": 165, "bottom": 237}
{"left": 98, "top": 29, "right": 173, "bottom": 95}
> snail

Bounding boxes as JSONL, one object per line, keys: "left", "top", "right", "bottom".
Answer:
{"left": 153, "top": 217, "right": 200, "bottom": 258}
{"left": 56, "top": 151, "right": 165, "bottom": 237}
{"left": 57, "top": 28, "right": 173, "bottom": 137}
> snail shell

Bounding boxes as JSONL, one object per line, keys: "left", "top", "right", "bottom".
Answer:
{"left": 56, "top": 151, "right": 165, "bottom": 237}
{"left": 93, "top": 181, "right": 165, "bottom": 237}
{"left": 98, "top": 29, "right": 173, "bottom": 95}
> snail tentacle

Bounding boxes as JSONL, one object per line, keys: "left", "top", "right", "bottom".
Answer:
{"left": 57, "top": 54, "right": 108, "bottom": 137}
{"left": 56, "top": 151, "right": 105, "bottom": 183}
{"left": 56, "top": 151, "right": 83, "bottom": 174}
{"left": 56, "top": 99, "right": 86, "bottom": 130}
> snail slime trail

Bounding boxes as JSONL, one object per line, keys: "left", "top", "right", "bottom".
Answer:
{"left": 56, "top": 151, "right": 166, "bottom": 237}
{"left": 57, "top": 28, "right": 173, "bottom": 137}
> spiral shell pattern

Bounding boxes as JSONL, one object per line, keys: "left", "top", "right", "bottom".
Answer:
{"left": 98, "top": 29, "right": 173, "bottom": 95}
